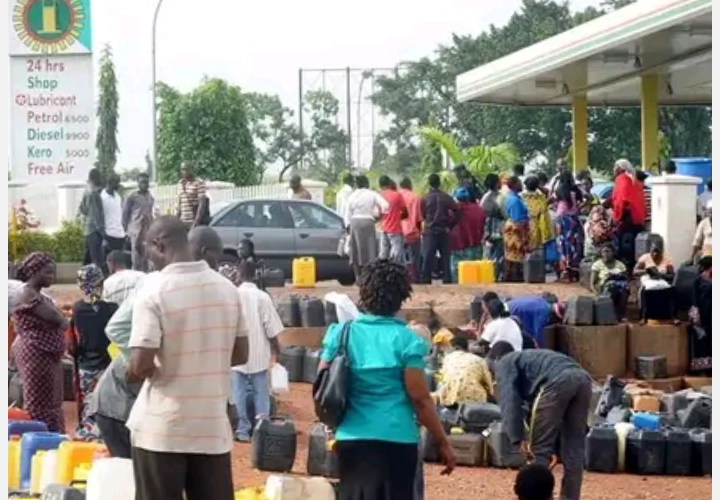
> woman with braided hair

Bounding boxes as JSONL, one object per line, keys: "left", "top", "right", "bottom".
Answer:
{"left": 319, "top": 259, "right": 455, "bottom": 500}
{"left": 12, "top": 252, "right": 68, "bottom": 432}
{"left": 70, "top": 264, "right": 118, "bottom": 439}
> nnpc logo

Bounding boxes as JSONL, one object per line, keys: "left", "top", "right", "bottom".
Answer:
{"left": 12, "top": 0, "right": 86, "bottom": 54}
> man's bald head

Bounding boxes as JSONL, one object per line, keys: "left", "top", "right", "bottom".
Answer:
{"left": 145, "top": 216, "right": 191, "bottom": 270}
{"left": 188, "top": 226, "right": 223, "bottom": 270}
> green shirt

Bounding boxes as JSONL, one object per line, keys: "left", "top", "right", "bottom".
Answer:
{"left": 591, "top": 259, "right": 627, "bottom": 290}
{"left": 321, "top": 314, "right": 429, "bottom": 444}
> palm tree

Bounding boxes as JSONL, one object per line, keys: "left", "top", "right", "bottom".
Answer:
{"left": 418, "top": 126, "right": 519, "bottom": 179}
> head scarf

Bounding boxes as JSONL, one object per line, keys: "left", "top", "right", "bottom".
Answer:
{"left": 453, "top": 186, "right": 473, "bottom": 203}
{"left": 219, "top": 263, "right": 241, "bottom": 286}
{"left": 77, "top": 264, "right": 104, "bottom": 304}
{"left": 16, "top": 252, "right": 54, "bottom": 283}
{"left": 614, "top": 159, "right": 636, "bottom": 177}
{"left": 589, "top": 205, "right": 614, "bottom": 244}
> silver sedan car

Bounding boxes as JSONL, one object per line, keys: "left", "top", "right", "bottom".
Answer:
{"left": 209, "top": 198, "right": 355, "bottom": 285}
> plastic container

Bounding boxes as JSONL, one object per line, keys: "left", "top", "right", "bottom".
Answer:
{"left": 9, "top": 437, "right": 21, "bottom": 489}
{"left": 564, "top": 296, "right": 594, "bottom": 325}
{"left": 39, "top": 484, "right": 86, "bottom": 500}
{"left": 264, "top": 476, "right": 335, "bottom": 500}
{"left": 9, "top": 420, "right": 48, "bottom": 437}
{"left": 632, "top": 413, "right": 661, "bottom": 431}
{"left": 86, "top": 457, "right": 135, "bottom": 500}
{"left": 271, "top": 364, "right": 290, "bottom": 393}
{"left": 108, "top": 343, "right": 121, "bottom": 360}
{"left": 459, "top": 403, "right": 501, "bottom": 434}
{"left": 292, "top": 257, "right": 316, "bottom": 288}
{"left": 484, "top": 421, "right": 524, "bottom": 469}
{"left": 306, "top": 423, "right": 339, "bottom": 478}
{"left": 635, "top": 355, "right": 668, "bottom": 380}
{"left": 30, "top": 450, "right": 45, "bottom": 494}
{"left": 477, "top": 260, "right": 495, "bottom": 284}
{"left": 585, "top": 426, "right": 618, "bottom": 473}
{"left": 673, "top": 158, "right": 712, "bottom": 194}
{"left": 39, "top": 449, "right": 59, "bottom": 493}
{"left": 593, "top": 296, "right": 617, "bottom": 325}
{"left": 277, "top": 294, "right": 302, "bottom": 328}
{"left": 458, "top": 261, "right": 479, "bottom": 284}
{"left": 262, "top": 268, "right": 286, "bottom": 288}
{"left": 324, "top": 301, "right": 339, "bottom": 326}
{"left": 252, "top": 416, "right": 297, "bottom": 472}
{"left": 299, "top": 297, "right": 325, "bottom": 327}
{"left": 438, "top": 407, "right": 460, "bottom": 434}
{"left": 664, "top": 429, "right": 692, "bottom": 475}
{"left": 523, "top": 251, "right": 545, "bottom": 283}
{"left": 678, "top": 397, "right": 711, "bottom": 429}
{"left": 595, "top": 376, "right": 626, "bottom": 418}
{"left": 615, "top": 422, "right": 635, "bottom": 472}
{"left": 280, "top": 346, "right": 306, "bottom": 383}
{"left": 689, "top": 429, "right": 711, "bottom": 476}
{"left": 579, "top": 260, "right": 593, "bottom": 291}
{"left": 606, "top": 406, "right": 632, "bottom": 425}
{"left": 448, "top": 433, "right": 484, "bottom": 466}
{"left": 20, "top": 432, "right": 66, "bottom": 489}
{"left": 55, "top": 441, "right": 104, "bottom": 485}
{"left": 635, "top": 232, "right": 664, "bottom": 261}
{"left": 625, "top": 428, "right": 666, "bottom": 475}
{"left": 302, "top": 349, "right": 321, "bottom": 384}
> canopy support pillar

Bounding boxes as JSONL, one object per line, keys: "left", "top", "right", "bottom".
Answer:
{"left": 641, "top": 74, "right": 660, "bottom": 171}
{"left": 571, "top": 95, "right": 588, "bottom": 172}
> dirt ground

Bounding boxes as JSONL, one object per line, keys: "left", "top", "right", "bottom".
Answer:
{"left": 61, "top": 384, "right": 711, "bottom": 500}
{"left": 48, "top": 281, "right": 590, "bottom": 311}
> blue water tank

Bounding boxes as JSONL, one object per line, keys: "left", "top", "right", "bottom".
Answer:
{"left": 673, "top": 158, "right": 712, "bottom": 194}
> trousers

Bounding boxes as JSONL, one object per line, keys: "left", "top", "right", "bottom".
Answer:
{"left": 95, "top": 414, "right": 131, "bottom": 459}
{"left": 132, "top": 447, "right": 233, "bottom": 500}
{"left": 230, "top": 370, "right": 270, "bottom": 439}
{"left": 530, "top": 369, "right": 592, "bottom": 500}
{"left": 83, "top": 232, "right": 104, "bottom": 268}
{"left": 129, "top": 233, "right": 146, "bottom": 271}
{"left": 420, "top": 232, "right": 451, "bottom": 284}
{"left": 379, "top": 233, "right": 405, "bottom": 263}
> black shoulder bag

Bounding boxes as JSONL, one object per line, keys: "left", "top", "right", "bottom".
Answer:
{"left": 312, "top": 321, "right": 352, "bottom": 428}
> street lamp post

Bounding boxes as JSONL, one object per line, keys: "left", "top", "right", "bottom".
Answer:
{"left": 356, "top": 70, "right": 373, "bottom": 170}
{"left": 151, "top": 0, "right": 165, "bottom": 183}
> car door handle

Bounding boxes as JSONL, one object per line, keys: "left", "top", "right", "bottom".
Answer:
{"left": 243, "top": 232, "right": 254, "bottom": 238}
{"left": 299, "top": 233, "right": 310, "bottom": 239}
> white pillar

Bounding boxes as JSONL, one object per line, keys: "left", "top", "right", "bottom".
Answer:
{"left": 57, "top": 182, "right": 88, "bottom": 227}
{"left": 646, "top": 174, "right": 702, "bottom": 266}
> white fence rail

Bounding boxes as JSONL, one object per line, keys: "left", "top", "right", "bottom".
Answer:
{"left": 9, "top": 180, "right": 327, "bottom": 231}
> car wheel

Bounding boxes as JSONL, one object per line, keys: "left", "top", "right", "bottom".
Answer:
{"left": 338, "top": 274, "right": 355, "bottom": 286}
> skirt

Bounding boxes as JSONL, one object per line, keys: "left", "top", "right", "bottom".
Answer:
{"left": 349, "top": 218, "right": 378, "bottom": 267}
{"left": 15, "top": 338, "right": 65, "bottom": 433}
{"left": 555, "top": 214, "right": 583, "bottom": 274}
{"left": 337, "top": 440, "right": 418, "bottom": 500}
{"left": 503, "top": 221, "right": 530, "bottom": 263}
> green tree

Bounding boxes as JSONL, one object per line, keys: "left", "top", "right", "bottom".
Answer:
{"left": 301, "top": 90, "right": 350, "bottom": 184}
{"left": 156, "top": 78, "right": 259, "bottom": 185}
{"left": 95, "top": 45, "right": 120, "bottom": 176}
{"left": 369, "top": 0, "right": 710, "bottom": 175}
{"left": 243, "top": 92, "right": 304, "bottom": 181}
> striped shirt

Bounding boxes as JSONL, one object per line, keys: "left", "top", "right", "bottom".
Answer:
{"left": 232, "top": 282, "right": 284, "bottom": 375}
{"left": 177, "top": 178, "right": 207, "bottom": 224}
{"left": 102, "top": 270, "right": 146, "bottom": 306}
{"left": 126, "top": 261, "right": 248, "bottom": 454}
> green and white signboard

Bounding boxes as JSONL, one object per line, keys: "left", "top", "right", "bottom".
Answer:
{"left": 9, "top": 0, "right": 94, "bottom": 184}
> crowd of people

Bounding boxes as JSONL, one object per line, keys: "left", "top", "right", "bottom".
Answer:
{"left": 7, "top": 160, "right": 712, "bottom": 500}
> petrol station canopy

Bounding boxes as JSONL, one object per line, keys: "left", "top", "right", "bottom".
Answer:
{"left": 456, "top": 0, "right": 712, "bottom": 107}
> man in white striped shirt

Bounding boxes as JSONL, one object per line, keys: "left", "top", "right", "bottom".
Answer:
{"left": 231, "top": 260, "right": 283, "bottom": 441}
{"left": 127, "top": 216, "right": 248, "bottom": 500}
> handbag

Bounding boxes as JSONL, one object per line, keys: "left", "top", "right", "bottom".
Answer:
{"left": 312, "top": 321, "right": 353, "bottom": 428}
